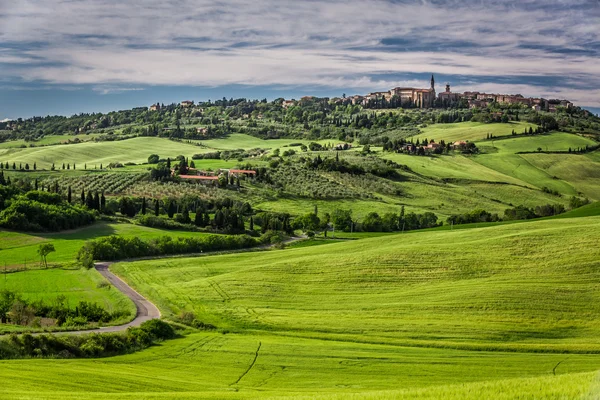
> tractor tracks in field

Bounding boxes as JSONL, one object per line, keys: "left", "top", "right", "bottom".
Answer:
{"left": 231, "top": 341, "right": 262, "bottom": 386}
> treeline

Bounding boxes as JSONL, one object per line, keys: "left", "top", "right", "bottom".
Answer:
{"left": 77, "top": 233, "right": 263, "bottom": 262}
{"left": 294, "top": 207, "right": 440, "bottom": 234}
{"left": 0, "top": 180, "right": 96, "bottom": 232}
{"left": 0, "top": 290, "right": 127, "bottom": 328}
{"left": 446, "top": 203, "right": 569, "bottom": 226}
{"left": 0, "top": 319, "right": 175, "bottom": 359}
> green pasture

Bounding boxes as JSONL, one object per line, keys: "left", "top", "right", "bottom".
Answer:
{"left": 475, "top": 132, "right": 596, "bottom": 154}
{"left": 0, "top": 134, "right": 104, "bottom": 150}
{"left": 112, "top": 216, "right": 600, "bottom": 353}
{"left": 0, "top": 222, "right": 209, "bottom": 268}
{"left": 382, "top": 152, "right": 527, "bottom": 184}
{"left": 1, "top": 332, "right": 600, "bottom": 399}
{"left": 0, "top": 137, "right": 205, "bottom": 169}
{"left": 0, "top": 268, "right": 134, "bottom": 317}
{"left": 190, "top": 133, "right": 308, "bottom": 150}
{"left": 471, "top": 153, "right": 578, "bottom": 194}
{"left": 415, "top": 121, "right": 536, "bottom": 142}
{"left": 522, "top": 153, "right": 600, "bottom": 200}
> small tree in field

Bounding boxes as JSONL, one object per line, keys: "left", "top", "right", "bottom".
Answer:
{"left": 38, "top": 243, "right": 56, "bottom": 269}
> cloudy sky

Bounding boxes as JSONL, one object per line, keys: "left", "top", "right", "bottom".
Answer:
{"left": 1, "top": 0, "right": 599, "bottom": 119}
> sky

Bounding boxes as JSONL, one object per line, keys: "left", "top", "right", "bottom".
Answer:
{"left": 1, "top": 0, "right": 600, "bottom": 119}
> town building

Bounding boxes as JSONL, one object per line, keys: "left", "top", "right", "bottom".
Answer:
{"left": 438, "top": 83, "right": 461, "bottom": 106}
{"left": 388, "top": 75, "right": 437, "bottom": 108}
{"left": 149, "top": 103, "right": 161, "bottom": 111}
{"left": 180, "top": 100, "right": 194, "bottom": 107}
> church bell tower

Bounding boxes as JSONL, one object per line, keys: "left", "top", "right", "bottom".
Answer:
{"left": 431, "top": 74, "right": 435, "bottom": 90}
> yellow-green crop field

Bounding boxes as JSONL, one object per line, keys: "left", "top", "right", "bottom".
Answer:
{"left": 2, "top": 216, "right": 598, "bottom": 398}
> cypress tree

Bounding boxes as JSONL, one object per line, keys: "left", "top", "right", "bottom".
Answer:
{"left": 86, "top": 191, "right": 94, "bottom": 209}
{"left": 181, "top": 207, "right": 190, "bottom": 224}
{"left": 0, "top": 171, "right": 5, "bottom": 185}
{"left": 33, "top": 162, "right": 36, "bottom": 171}
{"left": 67, "top": 186, "right": 72, "bottom": 203}
{"left": 141, "top": 197, "right": 146, "bottom": 215}
{"left": 100, "top": 192, "right": 106, "bottom": 211}
{"left": 154, "top": 199, "right": 160, "bottom": 216}
{"left": 94, "top": 192, "right": 100, "bottom": 210}
{"left": 81, "top": 188, "right": 85, "bottom": 204}
{"left": 167, "top": 201, "right": 176, "bottom": 218}
{"left": 249, "top": 216, "right": 254, "bottom": 231}
{"left": 34, "top": 178, "right": 38, "bottom": 191}
{"left": 194, "top": 209, "right": 204, "bottom": 227}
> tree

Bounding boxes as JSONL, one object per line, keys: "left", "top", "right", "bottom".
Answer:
{"left": 33, "top": 162, "right": 36, "bottom": 171}
{"left": 194, "top": 209, "right": 204, "bottom": 227}
{"left": 37, "top": 243, "right": 56, "bottom": 269}
{"left": 362, "top": 212, "right": 383, "bottom": 232}
{"left": 100, "top": 192, "right": 106, "bottom": 211}
{"left": 0, "top": 290, "right": 18, "bottom": 323}
{"left": 86, "top": 191, "right": 95, "bottom": 209}
{"left": 94, "top": 191, "right": 100, "bottom": 210}
{"left": 154, "top": 199, "right": 160, "bottom": 216}
{"left": 179, "top": 207, "right": 191, "bottom": 224}
{"left": 141, "top": 197, "right": 147, "bottom": 215}
{"left": 214, "top": 209, "right": 224, "bottom": 229}
{"left": 293, "top": 212, "right": 321, "bottom": 232}
{"left": 249, "top": 216, "right": 254, "bottom": 231}
{"left": 81, "top": 188, "right": 85, "bottom": 204}
{"left": 148, "top": 154, "right": 160, "bottom": 164}
{"left": 67, "top": 186, "right": 72, "bottom": 203}
{"left": 167, "top": 200, "right": 176, "bottom": 218}
{"left": 332, "top": 209, "right": 353, "bottom": 232}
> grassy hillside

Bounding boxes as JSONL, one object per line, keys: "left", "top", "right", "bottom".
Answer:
{"left": 1, "top": 332, "right": 600, "bottom": 399}
{"left": 0, "top": 137, "right": 207, "bottom": 169}
{"left": 0, "top": 268, "right": 135, "bottom": 320}
{"left": 475, "top": 132, "right": 597, "bottom": 154}
{"left": 0, "top": 222, "right": 211, "bottom": 268}
{"left": 112, "top": 216, "right": 600, "bottom": 353}
{"left": 1, "top": 216, "right": 600, "bottom": 398}
{"left": 416, "top": 121, "right": 536, "bottom": 142}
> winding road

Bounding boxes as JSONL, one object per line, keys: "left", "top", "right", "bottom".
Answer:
{"left": 53, "top": 262, "right": 161, "bottom": 335}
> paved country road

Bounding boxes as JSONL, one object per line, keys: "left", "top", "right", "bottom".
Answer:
{"left": 91, "top": 261, "right": 161, "bottom": 332}
{"left": 19, "top": 236, "right": 307, "bottom": 336}
{"left": 51, "top": 262, "right": 161, "bottom": 335}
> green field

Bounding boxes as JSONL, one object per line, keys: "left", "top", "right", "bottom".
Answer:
{"left": 475, "top": 132, "right": 597, "bottom": 154}
{"left": 111, "top": 216, "right": 600, "bottom": 352}
{"left": 1, "top": 332, "right": 600, "bottom": 399}
{"left": 192, "top": 133, "right": 308, "bottom": 150}
{"left": 2, "top": 216, "right": 600, "bottom": 398}
{"left": 0, "top": 222, "right": 210, "bottom": 268}
{"left": 0, "top": 268, "right": 135, "bottom": 320}
{"left": 0, "top": 137, "right": 205, "bottom": 169}
{"left": 415, "top": 121, "right": 536, "bottom": 142}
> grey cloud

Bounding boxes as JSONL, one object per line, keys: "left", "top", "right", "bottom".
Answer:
{"left": 1, "top": 0, "right": 599, "bottom": 105}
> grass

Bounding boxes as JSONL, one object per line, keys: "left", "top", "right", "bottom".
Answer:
{"left": 112, "top": 216, "right": 600, "bottom": 353}
{"left": 0, "top": 268, "right": 135, "bottom": 318}
{"left": 192, "top": 133, "right": 308, "bottom": 150}
{"left": 0, "top": 222, "right": 211, "bottom": 268}
{"left": 416, "top": 121, "right": 536, "bottom": 142}
{"left": 1, "top": 331, "right": 600, "bottom": 399}
{"left": 3, "top": 216, "right": 600, "bottom": 398}
{"left": 0, "top": 137, "right": 205, "bottom": 169}
{"left": 475, "top": 132, "right": 597, "bottom": 154}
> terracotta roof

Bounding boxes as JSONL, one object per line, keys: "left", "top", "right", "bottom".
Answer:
{"left": 229, "top": 169, "right": 256, "bottom": 174}
{"left": 180, "top": 175, "right": 218, "bottom": 180}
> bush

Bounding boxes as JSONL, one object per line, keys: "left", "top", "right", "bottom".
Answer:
{"left": 0, "top": 319, "right": 177, "bottom": 360}
{"left": 80, "top": 233, "right": 261, "bottom": 261}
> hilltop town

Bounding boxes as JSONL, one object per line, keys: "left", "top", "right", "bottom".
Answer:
{"left": 282, "top": 75, "right": 574, "bottom": 112}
